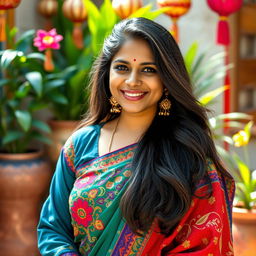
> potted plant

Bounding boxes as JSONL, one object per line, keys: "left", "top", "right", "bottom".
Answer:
{"left": 0, "top": 28, "right": 70, "bottom": 256}
{"left": 227, "top": 121, "right": 256, "bottom": 256}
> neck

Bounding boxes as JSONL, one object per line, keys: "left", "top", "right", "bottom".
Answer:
{"left": 118, "top": 109, "right": 156, "bottom": 135}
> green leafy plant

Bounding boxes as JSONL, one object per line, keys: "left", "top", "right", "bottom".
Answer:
{"left": 229, "top": 121, "right": 256, "bottom": 209}
{"left": 51, "top": 0, "right": 168, "bottom": 120}
{"left": 184, "top": 42, "right": 251, "bottom": 142}
{"left": 0, "top": 28, "right": 74, "bottom": 153}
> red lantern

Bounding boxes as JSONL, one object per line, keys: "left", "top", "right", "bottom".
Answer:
{"left": 157, "top": 0, "right": 191, "bottom": 42}
{"left": 38, "top": 0, "right": 58, "bottom": 30}
{"left": 62, "top": 0, "right": 87, "bottom": 49}
{"left": 207, "top": 0, "right": 242, "bottom": 46}
{"left": 207, "top": 0, "right": 243, "bottom": 149}
{"left": 0, "top": 0, "right": 20, "bottom": 9}
{"left": 112, "top": 0, "right": 142, "bottom": 20}
{"left": 0, "top": 0, "right": 21, "bottom": 42}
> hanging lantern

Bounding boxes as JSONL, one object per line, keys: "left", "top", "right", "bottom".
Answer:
{"left": 62, "top": 0, "right": 87, "bottom": 49}
{"left": 38, "top": 0, "right": 58, "bottom": 30}
{"left": 0, "top": 0, "right": 21, "bottom": 42}
{"left": 157, "top": 0, "right": 191, "bottom": 42}
{"left": 207, "top": 0, "right": 242, "bottom": 46}
{"left": 112, "top": 0, "right": 142, "bottom": 20}
{"left": 206, "top": 0, "right": 243, "bottom": 149}
{"left": 0, "top": 0, "right": 20, "bottom": 9}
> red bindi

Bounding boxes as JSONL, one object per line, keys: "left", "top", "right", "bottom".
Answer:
{"left": 133, "top": 58, "right": 136, "bottom": 62}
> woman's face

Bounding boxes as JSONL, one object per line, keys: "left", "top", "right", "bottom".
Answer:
{"left": 109, "top": 38, "right": 163, "bottom": 117}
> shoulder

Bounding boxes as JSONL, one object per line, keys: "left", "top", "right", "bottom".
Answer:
{"left": 63, "top": 124, "right": 101, "bottom": 149}
{"left": 62, "top": 124, "right": 102, "bottom": 169}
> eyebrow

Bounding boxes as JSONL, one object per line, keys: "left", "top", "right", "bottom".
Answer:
{"left": 113, "top": 59, "right": 156, "bottom": 66}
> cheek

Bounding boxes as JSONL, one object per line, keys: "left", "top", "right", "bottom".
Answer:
{"left": 109, "top": 71, "right": 117, "bottom": 93}
{"left": 152, "top": 80, "right": 164, "bottom": 100}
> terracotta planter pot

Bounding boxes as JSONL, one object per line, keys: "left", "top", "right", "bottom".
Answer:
{"left": 47, "top": 120, "right": 79, "bottom": 163}
{"left": 0, "top": 151, "right": 52, "bottom": 256}
{"left": 232, "top": 207, "right": 256, "bottom": 256}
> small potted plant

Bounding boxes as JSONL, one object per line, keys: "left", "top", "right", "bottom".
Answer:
{"left": 228, "top": 121, "right": 256, "bottom": 256}
{"left": 0, "top": 27, "right": 68, "bottom": 256}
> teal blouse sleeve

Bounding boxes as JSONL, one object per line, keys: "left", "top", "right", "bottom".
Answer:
{"left": 37, "top": 136, "right": 80, "bottom": 256}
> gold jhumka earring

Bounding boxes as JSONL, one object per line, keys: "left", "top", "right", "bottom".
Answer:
{"left": 158, "top": 89, "right": 171, "bottom": 116}
{"left": 109, "top": 96, "right": 122, "bottom": 113}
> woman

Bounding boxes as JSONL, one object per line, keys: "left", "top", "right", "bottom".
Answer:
{"left": 38, "top": 18, "right": 235, "bottom": 256}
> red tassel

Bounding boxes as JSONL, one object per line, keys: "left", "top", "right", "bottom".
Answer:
{"left": 223, "top": 46, "right": 230, "bottom": 151}
{"left": 217, "top": 16, "right": 230, "bottom": 46}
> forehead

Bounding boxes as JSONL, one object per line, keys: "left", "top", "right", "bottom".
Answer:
{"left": 112, "top": 38, "right": 154, "bottom": 62}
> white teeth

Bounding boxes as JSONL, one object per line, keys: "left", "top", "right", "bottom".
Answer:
{"left": 124, "top": 92, "right": 144, "bottom": 97}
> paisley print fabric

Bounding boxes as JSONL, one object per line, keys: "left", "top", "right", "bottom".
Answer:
{"left": 37, "top": 125, "right": 235, "bottom": 256}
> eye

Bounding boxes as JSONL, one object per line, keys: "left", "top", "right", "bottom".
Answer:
{"left": 113, "top": 65, "right": 128, "bottom": 72}
{"left": 142, "top": 67, "right": 157, "bottom": 73}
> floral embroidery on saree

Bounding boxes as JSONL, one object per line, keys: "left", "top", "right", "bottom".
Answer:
{"left": 63, "top": 137, "right": 76, "bottom": 173}
{"left": 69, "top": 145, "right": 154, "bottom": 255}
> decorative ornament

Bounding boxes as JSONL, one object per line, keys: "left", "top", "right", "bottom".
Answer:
{"left": 112, "top": 0, "right": 142, "bottom": 19}
{"left": 0, "top": 0, "right": 21, "bottom": 42}
{"left": 207, "top": 0, "right": 242, "bottom": 46}
{"left": 159, "top": 89, "right": 171, "bottom": 116}
{"left": 157, "top": 0, "right": 191, "bottom": 42}
{"left": 62, "top": 0, "right": 87, "bottom": 49}
{"left": 206, "top": 0, "right": 243, "bottom": 149}
{"left": 33, "top": 28, "right": 63, "bottom": 72}
{"left": 38, "top": 0, "right": 58, "bottom": 30}
{"left": 110, "top": 96, "right": 122, "bottom": 113}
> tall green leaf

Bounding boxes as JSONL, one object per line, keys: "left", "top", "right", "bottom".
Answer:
{"left": 25, "top": 71, "right": 43, "bottom": 97}
{"left": 14, "top": 110, "right": 32, "bottom": 132}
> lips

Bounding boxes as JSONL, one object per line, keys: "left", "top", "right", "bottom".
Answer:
{"left": 121, "top": 90, "right": 148, "bottom": 101}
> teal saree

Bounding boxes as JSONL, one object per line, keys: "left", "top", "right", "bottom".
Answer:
{"left": 37, "top": 125, "right": 235, "bottom": 256}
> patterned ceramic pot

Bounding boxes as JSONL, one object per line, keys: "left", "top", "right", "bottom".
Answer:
{"left": 232, "top": 207, "right": 256, "bottom": 256}
{"left": 0, "top": 151, "right": 52, "bottom": 256}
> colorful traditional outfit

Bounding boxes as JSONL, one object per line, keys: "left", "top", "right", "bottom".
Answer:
{"left": 38, "top": 124, "right": 235, "bottom": 256}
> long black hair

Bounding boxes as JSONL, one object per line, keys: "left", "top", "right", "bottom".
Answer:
{"left": 79, "top": 17, "right": 230, "bottom": 235}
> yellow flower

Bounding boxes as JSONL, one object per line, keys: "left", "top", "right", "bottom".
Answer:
{"left": 208, "top": 196, "right": 215, "bottom": 205}
{"left": 94, "top": 220, "right": 104, "bottom": 230}
{"left": 182, "top": 240, "right": 190, "bottom": 248}
{"left": 88, "top": 189, "right": 98, "bottom": 198}
{"left": 106, "top": 181, "right": 114, "bottom": 189}
{"left": 202, "top": 237, "right": 209, "bottom": 245}
{"left": 213, "top": 236, "right": 218, "bottom": 245}
{"left": 232, "top": 130, "right": 249, "bottom": 147}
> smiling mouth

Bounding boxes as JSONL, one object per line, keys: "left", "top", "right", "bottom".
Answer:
{"left": 121, "top": 90, "right": 148, "bottom": 101}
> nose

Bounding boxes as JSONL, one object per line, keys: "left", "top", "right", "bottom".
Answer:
{"left": 125, "top": 71, "right": 142, "bottom": 86}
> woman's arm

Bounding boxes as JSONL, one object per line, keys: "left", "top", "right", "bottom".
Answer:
{"left": 38, "top": 138, "right": 80, "bottom": 256}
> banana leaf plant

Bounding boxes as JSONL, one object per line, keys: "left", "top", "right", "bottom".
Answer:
{"left": 0, "top": 28, "right": 75, "bottom": 153}
{"left": 50, "top": 0, "right": 168, "bottom": 120}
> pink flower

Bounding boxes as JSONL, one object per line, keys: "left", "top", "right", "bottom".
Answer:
{"left": 33, "top": 28, "right": 63, "bottom": 51}
{"left": 71, "top": 198, "right": 93, "bottom": 227}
